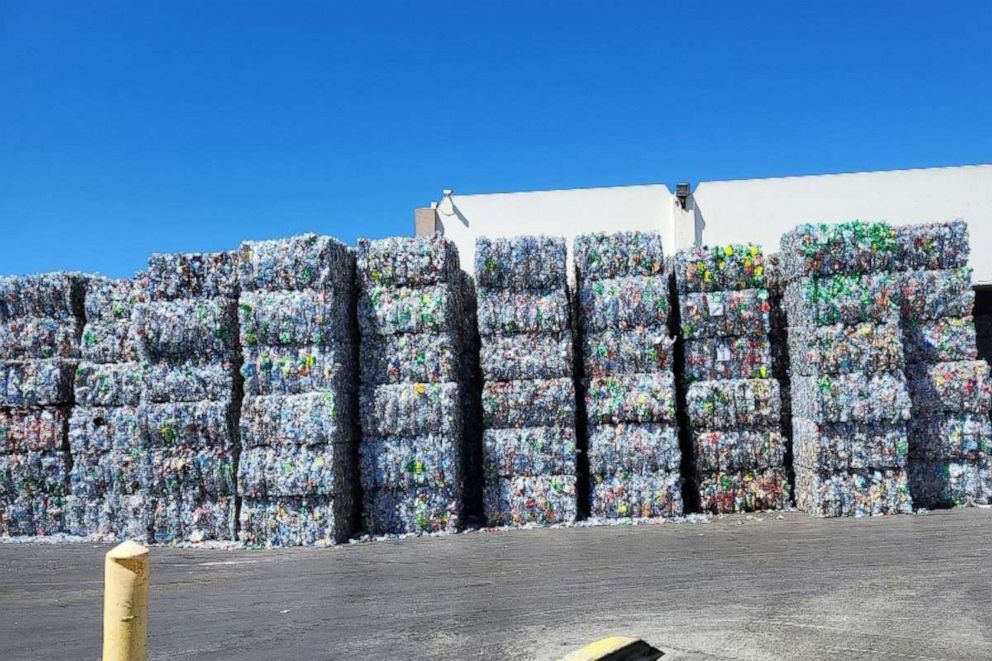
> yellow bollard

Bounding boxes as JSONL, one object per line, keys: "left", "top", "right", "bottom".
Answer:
{"left": 102, "top": 540, "right": 150, "bottom": 661}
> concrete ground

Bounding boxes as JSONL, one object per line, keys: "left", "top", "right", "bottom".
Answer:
{"left": 1, "top": 509, "right": 991, "bottom": 660}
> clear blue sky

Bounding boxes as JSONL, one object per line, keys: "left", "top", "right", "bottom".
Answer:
{"left": 2, "top": 1, "right": 990, "bottom": 277}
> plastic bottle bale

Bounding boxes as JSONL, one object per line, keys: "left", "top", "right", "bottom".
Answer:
{"left": 578, "top": 276, "right": 671, "bottom": 332}
{"left": 908, "top": 459, "right": 992, "bottom": 508}
{"left": 905, "top": 361, "right": 992, "bottom": 415}
{"left": 139, "top": 400, "right": 237, "bottom": 451}
{"left": 0, "top": 317, "right": 81, "bottom": 359}
{"left": 65, "top": 493, "right": 113, "bottom": 537}
{"left": 0, "top": 494, "right": 67, "bottom": 536}
{"left": 697, "top": 468, "right": 790, "bottom": 513}
{"left": 0, "top": 359, "right": 76, "bottom": 407}
{"left": 780, "top": 221, "right": 900, "bottom": 280}
{"left": 361, "top": 382, "right": 463, "bottom": 438}
{"left": 587, "top": 423, "right": 681, "bottom": 475}
{"left": 143, "top": 447, "right": 236, "bottom": 497}
{"left": 483, "top": 475, "right": 577, "bottom": 526}
{"left": 363, "top": 484, "right": 460, "bottom": 534}
{"left": 0, "top": 272, "right": 86, "bottom": 322}
{"left": 238, "top": 443, "right": 354, "bottom": 499}
{"left": 685, "top": 379, "right": 782, "bottom": 430}
{"left": 238, "top": 495, "right": 347, "bottom": 547}
{"left": 238, "top": 289, "right": 352, "bottom": 349}
{"left": 80, "top": 319, "right": 139, "bottom": 363}
{"left": 791, "top": 373, "right": 911, "bottom": 424}
{"left": 678, "top": 290, "right": 771, "bottom": 339}
{"left": 482, "top": 378, "right": 575, "bottom": 429}
{"left": 108, "top": 493, "right": 152, "bottom": 540}
{"left": 787, "top": 322, "right": 904, "bottom": 377}
{"left": 0, "top": 451, "right": 72, "bottom": 497}
{"left": 902, "top": 317, "right": 978, "bottom": 365}
{"left": 792, "top": 420, "right": 908, "bottom": 472}
{"left": 692, "top": 429, "right": 787, "bottom": 474}
{"left": 482, "top": 427, "right": 576, "bottom": 478}
{"left": 142, "top": 362, "right": 237, "bottom": 403}
{"left": 68, "top": 406, "right": 141, "bottom": 454}
{"left": 133, "top": 298, "right": 239, "bottom": 364}
{"left": 581, "top": 328, "right": 674, "bottom": 377}
{"left": 783, "top": 273, "right": 900, "bottom": 328}
{"left": 239, "top": 234, "right": 354, "bottom": 293}
{"left": 683, "top": 337, "right": 772, "bottom": 383}
{"left": 476, "top": 288, "right": 570, "bottom": 337}
{"left": 573, "top": 231, "right": 665, "bottom": 282}
{"left": 359, "top": 433, "right": 463, "bottom": 489}
{"left": 0, "top": 407, "right": 69, "bottom": 454}
{"left": 475, "top": 236, "right": 568, "bottom": 291}
{"left": 240, "top": 391, "right": 353, "bottom": 448}
{"left": 146, "top": 251, "right": 239, "bottom": 302}
{"left": 74, "top": 362, "right": 143, "bottom": 408}
{"left": 360, "top": 332, "right": 462, "bottom": 386}
{"left": 148, "top": 491, "right": 237, "bottom": 543}
{"left": 895, "top": 219, "right": 970, "bottom": 271}
{"left": 907, "top": 413, "right": 991, "bottom": 461}
{"left": 357, "top": 235, "right": 461, "bottom": 289}
{"left": 358, "top": 283, "right": 463, "bottom": 337}
{"left": 589, "top": 471, "right": 682, "bottom": 519}
{"left": 795, "top": 467, "right": 912, "bottom": 517}
{"left": 899, "top": 267, "right": 975, "bottom": 321}
{"left": 241, "top": 345, "right": 353, "bottom": 398}
{"left": 674, "top": 244, "right": 767, "bottom": 293}
{"left": 83, "top": 274, "right": 148, "bottom": 323}
{"left": 584, "top": 372, "right": 677, "bottom": 425}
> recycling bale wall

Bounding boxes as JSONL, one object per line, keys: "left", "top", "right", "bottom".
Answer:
{"left": 236, "top": 235, "right": 360, "bottom": 546}
{"left": 476, "top": 236, "right": 578, "bottom": 526}
{"left": 674, "top": 245, "right": 789, "bottom": 513}
{"left": 356, "top": 236, "right": 474, "bottom": 534}
{"left": 0, "top": 273, "right": 85, "bottom": 535}
{"left": 574, "top": 231, "right": 681, "bottom": 519}
{"left": 782, "top": 221, "right": 913, "bottom": 516}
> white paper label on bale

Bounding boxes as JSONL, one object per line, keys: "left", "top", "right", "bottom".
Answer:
{"left": 707, "top": 293, "right": 725, "bottom": 316}
{"left": 717, "top": 345, "right": 732, "bottom": 362}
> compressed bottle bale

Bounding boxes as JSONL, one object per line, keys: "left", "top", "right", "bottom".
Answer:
{"left": 73, "top": 362, "right": 143, "bottom": 408}
{"left": 792, "top": 420, "right": 908, "bottom": 472}
{"left": 685, "top": 379, "right": 781, "bottom": 430}
{"left": 358, "top": 283, "right": 462, "bottom": 337}
{"left": 83, "top": 274, "right": 148, "bottom": 322}
{"left": 360, "top": 433, "right": 463, "bottom": 489}
{"left": 238, "top": 443, "right": 354, "bottom": 498}
{"left": 240, "top": 392, "right": 353, "bottom": 448}
{"left": 0, "top": 317, "right": 80, "bottom": 359}
{"left": 68, "top": 406, "right": 140, "bottom": 454}
{"left": 483, "top": 475, "right": 577, "bottom": 526}
{"left": 134, "top": 298, "right": 239, "bottom": 363}
{"left": 0, "top": 273, "right": 86, "bottom": 321}
{"left": 795, "top": 467, "right": 912, "bottom": 517}
{"left": 357, "top": 235, "right": 460, "bottom": 289}
{"left": 0, "top": 360, "right": 76, "bottom": 407}
{"left": 0, "top": 407, "right": 69, "bottom": 454}
{"left": 0, "top": 451, "right": 72, "bottom": 496}
{"left": 578, "top": 276, "right": 670, "bottom": 332}
{"left": 899, "top": 268, "right": 975, "bottom": 321}
{"left": 239, "top": 290, "right": 351, "bottom": 349}
{"left": 482, "top": 378, "right": 575, "bottom": 429}
{"left": 587, "top": 424, "right": 681, "bottom": 474}
{"left": 475, "top": 236, "right": 568, "bottom": 291}
{"left": 146, "top": 251, "right": 239, "bottom": 302}
{"left": 238, "top": 495, "right": 347, "bottom": 546}
{"left": 906, "top": 360, "right": 992, "bottom": 415}
{"left": 361, "top": 382, "right": 463, "bottom": 437}
{"left": 239, "top": 234, "right": 353, "bottom": 293}
{"left": 65, "top": 492, "right": 148, "bottom": 539}
{"left": 0, "top": 494, "right": 67, "bottom": 536}
{"left": 907, "top": 413, "right": 991, "bottom": 461}
{"left": 360, "top": 332, "right": 461, "bottom": 385}
{"left": 241, "top": 346, "right": 353, "bottom": 398}
{"left": 80, "top": 320, "right": 138, "bottom": 363}
{"left": 679, "top": 290, "right": 771, "bottom": 339}
{"left": 780, "top": 221, "right": 899, "bottom": 279}
{"left": 895, "top": 219, "right": 969, "bottom": 271}
{"left": 479, "top": 332, "right": 572, "bottom": 381}
{"left": 363, "top": 484, "right": 459, "bottom": 534}
{"left": 573, "top": 231, "right": 665, "bottom": 282}
{"left": 674, "top": 244, "right": 767, "bottom": 293}
{"left": 589, "top": 472, "right": 682, "bottom": 519}
{"left": 139, "top": 400, "right": 236, "bottom": 451}
{"left": 787, "top": 322, "right": 904, "bottom": 377}
{"left": 683, "top": 337, "right": 772, "bottom": 382}
{"left": 482, "top": 427, "right": 576, "bottom": 478}
{"left": 582, "top": 328, "right": 673, "bottom": 377}
{"left": 148, "top": 492, "right": 236, "bottom": 543}
{"left": 692, "top": 429, "right": 787, "bottom": 473}
{"left": 698, "top": 468, "right": 790, "bottom": 513}
{"left": 143, "top": 447, "right": 236, "bottom": 497}
{"left": 476, "top": 289, "right": 570, "bottom": 336}
{"left": 66, "top": 449, "right": 144, "bottom": 498}
{"left": 784, "top": 274, "right": 899, "bottom": 327}
{"left": 908, "top": 460, "right": 991, "bottom": 508}
{"left": 584, "top": 372, "right": 677, "bottom": 425}
{"left": 902, "top": 317, "right": 978, "bottom": 365}
{"left": 142, "top": 362, "right": 236, "bottom": 403}
{"left": 791, "top": 373, "right": 911, "bottom": 424}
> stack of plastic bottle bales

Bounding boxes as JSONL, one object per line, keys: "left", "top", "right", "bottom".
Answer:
{"left": 476, "top": 236, "right": 577, "bottom": 526}
{"left": 897, "top": 220, "right": 992, "bottom": 506}
{"left": 0, "top": 273, "right": 84, "bottom": 535}
{"left": 573, "top": 231, "right": 681, "bottom": 519}
{"left": 66, "top": 275, "right": 147, "bottom": 537}
{"left": 134, "top": 252, "right": 241, "bottom": 542}
{"left": 676, "top": 245, "right": 789, "bottom": 513}
{"left": 237, "top": 235, "right": 360, "bottom": 546}
{"left": 782, "top": 221, "right": 913, "bottom": 516}
{"left": 357, "top": 236, "right": 471, "bottom": 534}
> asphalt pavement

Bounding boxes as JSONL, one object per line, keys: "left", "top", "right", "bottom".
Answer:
{"left": 1, "top": 508, "right": 991, "bottom": 660}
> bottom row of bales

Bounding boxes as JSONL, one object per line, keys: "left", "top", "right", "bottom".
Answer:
{"left": 2, "top": 221, "right": 990, "bottom": 545}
